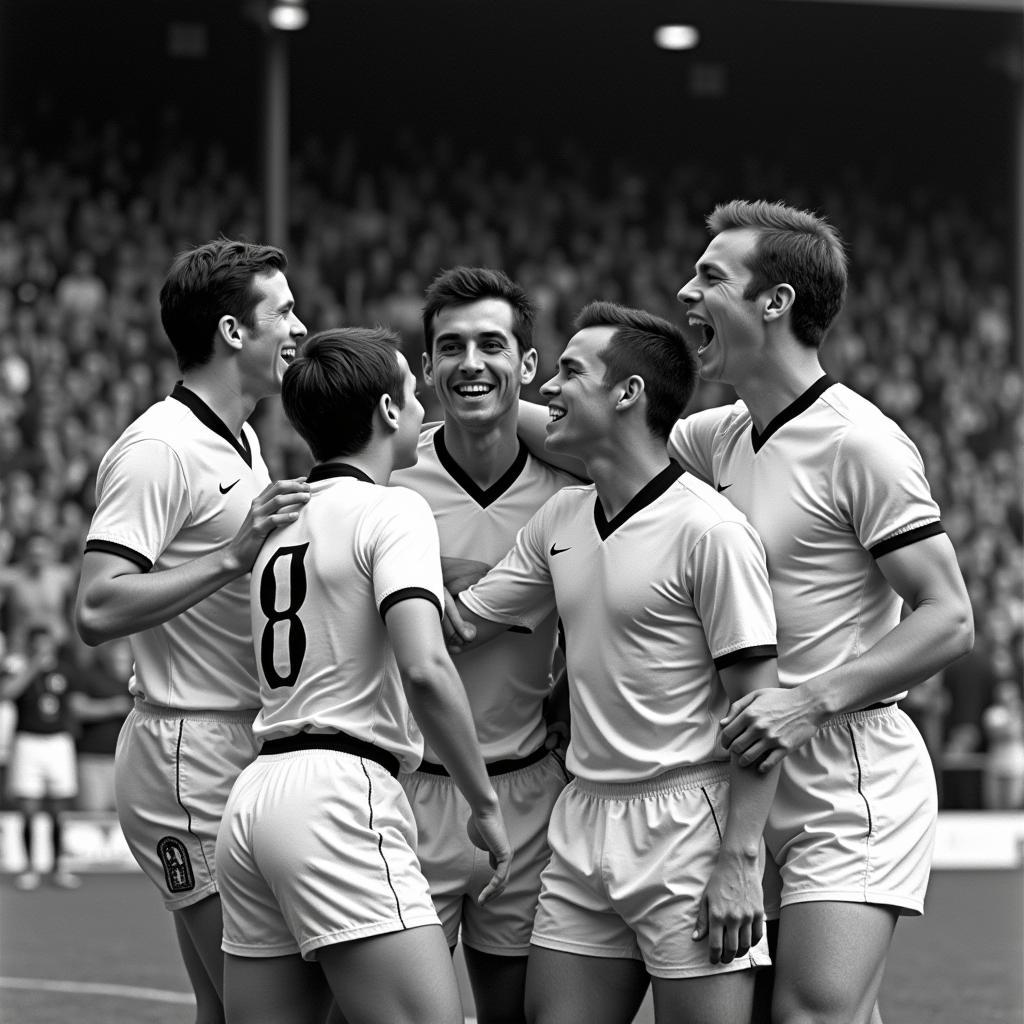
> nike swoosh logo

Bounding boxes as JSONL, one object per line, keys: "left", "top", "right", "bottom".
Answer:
{"left": 219, "top": 480, "right": 240, "bottom": 494}
{"left": 716, "top": 483, "right": 731, "bottom": 492}
{"left": 549, "top": 544, "right": 571, "bottom": 556}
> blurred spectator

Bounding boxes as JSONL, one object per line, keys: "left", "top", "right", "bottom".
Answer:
{"left": 54, "top": 250, "right": 107, "bottom": 327}
{"left": 2, "top": 626, "right": 81, "bottom": 890}
{"left": 981, "top": 680, "right": 1024, "bottom": 811}
{"left": 72, "top": 638, "right": 133, "bottom": 813}
{"left": 0, "top": 633, "right": 18, "bottom": 810}
{"left": 0, "top": 532, "right": 76, "bottom": 654}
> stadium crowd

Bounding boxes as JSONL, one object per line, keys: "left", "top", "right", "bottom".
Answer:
{"left": 0, "top": 114, "right": 1020, "bottom": 811}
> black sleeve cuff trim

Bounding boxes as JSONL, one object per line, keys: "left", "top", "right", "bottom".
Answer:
{"left": 869, "top": 521, "right": 945, "bottom": 559}
{"left": 83, "top": 539, "right": 153, "bottom": 572}
{"left": 379, "top": 587, "right": 442, "bottom": 621}
{"left": 714, "top": 645, "right": 778, "bottom": 670}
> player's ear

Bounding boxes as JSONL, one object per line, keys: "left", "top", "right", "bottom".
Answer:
{"left": 763, "top": 284, "right": 795, "bottom": 323}
{"left": 378, "top": 393, "right": 400, "bottom": 434}
{"left": 615, "top": 375, "right": 645, "bottom": 410}
{"left": 422, "top": 350, "right": 435, "bottom": 387}
{"left": 519, "top": 347, "right": 538, "bottom": 385}
{"left": 218, "top": 314, "right": 243, "bottom": 352}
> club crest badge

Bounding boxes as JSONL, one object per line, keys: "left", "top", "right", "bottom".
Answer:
{"left": 157, "top": 836, "right": 195, "bottom": 893}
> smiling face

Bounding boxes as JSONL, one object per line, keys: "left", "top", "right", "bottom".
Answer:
{"left": 677, "top": 227, "right": 765, "bottom": 386}
{"left": 540, "top": 325, "right": 618, "bottom": 458}
{"left": 239, "top": 270, "right": 307, "bottom": 396}
{"left": 423, "top": 298, "right": 536, "bottom": 432}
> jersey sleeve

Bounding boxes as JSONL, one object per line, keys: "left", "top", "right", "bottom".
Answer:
{"left": 668, "top": 408, "right": 729, "bottom": 485}
{"left": 460, "top": 498, "right": 557, "bottom": 630}
{"left": 371, "top": 486, "right": 445, "bottom": 619}
{"left": 85, "top": 438, "right": 191, "bottom": 571}
{"left": 833, "top": 421, "right": 943, "bottom": 557}
{"left": 688, "top": 519, "right": 778, "bottom": 669}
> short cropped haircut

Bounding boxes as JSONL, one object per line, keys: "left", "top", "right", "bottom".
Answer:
{"left": 707, "top": 199, "right": 848, "bottom": 349}
{"left": 159, "top": 238, "right": 287, "bottom": 372}
{"left": 281, "top": 327, "right": 405, "bottom": 463}
{"left": 574, "top": 301, "right": 697, "bottom": 441}
{"left": 422, "top": 266, "right": 536, "bottom": 354}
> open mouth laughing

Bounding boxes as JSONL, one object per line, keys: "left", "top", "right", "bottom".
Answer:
{"left": 687, "top": 315, "right": 715, "bottom": 355}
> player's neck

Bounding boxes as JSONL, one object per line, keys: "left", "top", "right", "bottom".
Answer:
{"left": 441, "top": 417, "right": 521, "bottom": 490}
{"left": 180, "top": 370, "right": 259, "bottom": 438}
{"left": 319, "top": 447, "right": 393, "bottom": 486}
{"left": 733, "top": 345, "right": 825, "bottom": 434}
{"left": 585, "top": 435, "right": 670, "bottom": 522}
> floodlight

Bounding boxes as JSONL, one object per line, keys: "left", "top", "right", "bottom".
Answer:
{"left": 654, "top": 25, "right": 700, "bottom": 51}
{"left": 268, "top": 0, "right": 308, "bottom": 31}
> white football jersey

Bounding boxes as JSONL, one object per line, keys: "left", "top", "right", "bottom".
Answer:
{"left": 250, "top": 463, "right": 445, "bottom": 773}
{"left": 669, "top": 376, "right": 943, "bottom": 694}
{"left": 462, "top": 463, "right": 777, "bottom": 783}
{"left": 391, "top": 425, "right": 576, "bottom": 761}
{"left": 86, "top": 385, "right": 271, "bottom": 711}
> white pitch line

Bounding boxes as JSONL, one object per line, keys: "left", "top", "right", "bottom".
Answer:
{"left": 0, "top": 976, "right": 195, "bottom": 1004}
{"left": 0, "top": 976, "right": 479, "bottom": 1021}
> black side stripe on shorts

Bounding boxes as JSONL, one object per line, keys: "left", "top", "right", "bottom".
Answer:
{"left": 361, "top": 760, "right": 406, "bottom": 929}
{"left": 701, "top": 788, "right": 723, "bottom": 842}
{"left": 846, "top": 724, "right": 874, "bottom": 838}
{"left": 174, "top": 721, "right": 213, "bottom": 877}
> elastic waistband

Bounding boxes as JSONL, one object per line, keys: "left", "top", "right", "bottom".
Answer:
{"left": 822, "top": 701, "right": 900, "bottom": 731}
{"left": 133, "top": 697, "right": 258, "bottom": 724}
{"left": 416, "top": 742, "right": 550, "bottom": 778}
{"left": 259, "top": 730, "right": 399, "bottom": 778}
{"left": 573, "top": 761, "right": 730, "bottom": 800}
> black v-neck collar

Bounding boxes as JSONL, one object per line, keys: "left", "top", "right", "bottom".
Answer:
{"left": 751, "top": 374, "right": 835, "bottom": 452}
{"left": 594, "top": 461, "right": 684, "bottom": 540}
{"left": 434, "top": 425, "right": 528, "bottom": 509}
{"left": 171, "top": 383, "right": 252, "bottom": 467}
{"left": 307, "top": 463, "right": 375, "bottom": 484}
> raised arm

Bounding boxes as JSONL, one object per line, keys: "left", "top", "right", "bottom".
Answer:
{"left": 386, "top": 595, "right": 511, "bottom": 904}
{"left": 75, "top": 478, "right": 310, "bottom": 645}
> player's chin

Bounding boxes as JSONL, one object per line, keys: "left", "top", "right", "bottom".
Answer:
{"left": 543, "top": 421, "right": 570, "bottom": 451}
{"left": 272, "top": 358, "right": 291, "bottom": 389}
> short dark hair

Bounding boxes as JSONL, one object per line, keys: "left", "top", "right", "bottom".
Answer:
{"left": 159, "top": 238, "right": 288, "bottom": 372}
{"left": 281, "top": 327, "right": 405, "bottom": 462}
{"left": 422, "top": 266, "right": 536, "bottom": 354}
{"left": 706, "top": 199, "right": 848, "bottom": 349}
{"left": 573, "top": 301, "right": 697, "bottom": 441}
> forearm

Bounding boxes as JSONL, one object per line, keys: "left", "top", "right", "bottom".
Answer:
{"left": 69, "top": 693, "right": 128, "bottom": 720}
{"left": 800, "top": 601, "right": 974, "bottom": 719}
{"left": 403, "top": 656, "right": 499, "bottom": 814}
{"left": 447, "top": 596, "right": 513, "bottom": 654}
{"left": 75, "top": 548, "right": 246, "bottom": 645}
{"left": 721, "top": 756, "right": 779, "bottom": 861}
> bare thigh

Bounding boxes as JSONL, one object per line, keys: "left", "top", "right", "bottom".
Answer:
{"left": 525, "top": 946, "right": 650, "bottom": 1024}
{"left": 224, "top": 952, "right": 334, "bottom": 1024}
{"left": 318, "top": 924, "right": 464, "bottom": 1024}
{"left": 463, "top": 945, "right": 529, "bottom": 1024}
{"left": 651, "top": 970, "right": 757, "bottom": 1024}
{"left": 773, "top": 901, "right": 898, "bottom": 1024}
{"left": 175, "top": 894, "right": 227, "bottom": 1000}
